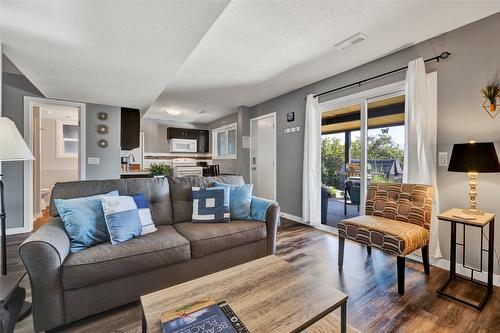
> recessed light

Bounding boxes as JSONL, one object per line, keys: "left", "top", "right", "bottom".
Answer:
{"left": 198, "top": 110, "right": 206, "bottom": 114}
{"left": 335, "top": 33, "right": 367, "bottom": 50}
{"left": 165, "top": 109, "right": 181, "bottom": 116}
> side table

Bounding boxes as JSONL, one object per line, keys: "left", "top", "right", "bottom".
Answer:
{"left": 437, "top": 208, "right": 495, "bottom": 310}
{"left": 0, "top": 272, "right": 27, "bottom": 333}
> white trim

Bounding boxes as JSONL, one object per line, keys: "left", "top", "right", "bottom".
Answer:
{"left": 56, "top": 119, "right": 79, "bottom": 158}
{"left": 250, "top": 112, "right": 277, "bottom": 201}
{"left": 22, "top": 97, "right": 86, "bottom": 235}
{"left": 280, "top": 212, "right": 304, "bottom": 223}
{"left": 407, "top": 254, "right": 500, "bottom": 287}
{"left": 212, "top": 122, "right": 237, "bottom": 160}
{"left": 317, "top": 80, "right": 406, "bottom": 112}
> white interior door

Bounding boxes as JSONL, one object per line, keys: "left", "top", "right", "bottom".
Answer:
{"left": 250, "top": 113, "right": 276, "bottom": 200}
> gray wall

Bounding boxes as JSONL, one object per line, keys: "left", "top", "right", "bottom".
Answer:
{"left": 247, "top": 13, "right": 500, "bottom": 272}
{"left": 140, "top": 118, "right": 207, "bottom": 153}
{"left": 40, "top": 118, "right": 78, "bottom": 189}
{"left": 86, "top": 103, "right": 121, "bottom": 180}
{"left": 2, "top": 72, "right": 44, "bottom": 228}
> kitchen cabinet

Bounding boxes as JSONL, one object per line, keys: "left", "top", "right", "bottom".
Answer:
{"left": 167, "top": 127, "right": 197, "bottom": 140}
{"left": 121, "top": 108, "right": 140, "bottom": 150}
{"left": 196, "top": 130, "right": 209, "bottom": 153}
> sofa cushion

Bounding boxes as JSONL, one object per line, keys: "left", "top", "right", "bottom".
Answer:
{"left": 62, "top": 225, "right": 190, "bottom": 290}
{"left": 174, "top": 220, "right": 267, "bottom": 258}
{"left": 50, "top": 178, "right": 174, "bottom": 225}
{"left": 168, "top": 176, "right": 244, "bottom": 223}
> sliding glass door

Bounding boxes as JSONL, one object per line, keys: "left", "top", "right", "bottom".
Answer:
{"left": 319, "top": 82, "right": 405, "bottom": 228}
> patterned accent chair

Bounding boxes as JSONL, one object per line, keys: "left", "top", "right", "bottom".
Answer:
{"left": 337, "top": 183, "right": 434, "bottom": 295}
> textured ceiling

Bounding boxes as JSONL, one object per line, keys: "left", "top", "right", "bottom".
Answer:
{"left": 0, "top": 0, "right": 230, "bottom": 110}
{"left": 2, "top": 1, "right": 499, "bottom": 124}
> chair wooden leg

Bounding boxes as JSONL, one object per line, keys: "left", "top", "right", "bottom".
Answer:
{"left": 338, "top": 237, "right": 345, "bottom": 271}
{"left": 367, "top": 246, "right": 372, "bottom": 256}
{"left": 397, "top": 256, "right": 405, "bottom": 295}
{"left": 422, "top": 245, "right": 430, "bottom": 274}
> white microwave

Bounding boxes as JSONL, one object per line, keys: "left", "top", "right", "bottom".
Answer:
{"left": 170, "top": 139, "right": 197, "bottom": 153}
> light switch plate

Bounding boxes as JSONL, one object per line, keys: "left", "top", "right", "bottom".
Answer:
{"left": 438, "top": 152, "right": 447, "bottom": 166}
{"left": 88, "top": 157, "right": 100, "bottom": 165}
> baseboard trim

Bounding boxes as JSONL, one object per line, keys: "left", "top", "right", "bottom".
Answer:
{"left": 407, "top": 253, "right": 500, "bottom": 287}
{"left": 280, "top": 212, "right": 305, "bottom": 224}
{"left": 5, "top": 226, "right": 32, "bottom": 236}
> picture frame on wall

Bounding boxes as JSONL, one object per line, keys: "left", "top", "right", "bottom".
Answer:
{"left": 287, "top": 112, "right": 295, "bottom": 122}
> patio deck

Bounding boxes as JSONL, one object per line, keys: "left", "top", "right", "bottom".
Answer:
{"left": 325, "top": 197, "right": 359, "bottom": 228}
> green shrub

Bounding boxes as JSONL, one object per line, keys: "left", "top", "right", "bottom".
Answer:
{"left": 327, "top": 186, "right": 337, "bottom": 197}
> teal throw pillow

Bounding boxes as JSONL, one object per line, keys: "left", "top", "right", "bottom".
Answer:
{"left": 213, "top": 182, "right": 253, "bottom": 220}
{"left": 54, "top": 191, "right": 118, "bottom": 253}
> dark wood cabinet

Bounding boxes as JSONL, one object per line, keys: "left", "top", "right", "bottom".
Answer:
{"left": 167, "top": 127, "right": 209, "bottom": 153}
{"left": 196, "top": 130, "right": 209, "bottom": 153}
{"left": 121, "top": 108, "right": 140, "bottom": 150}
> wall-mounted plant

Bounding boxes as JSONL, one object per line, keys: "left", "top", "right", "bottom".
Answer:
{"left": 148, "top": 162, "right": 172, "bottom": 178}
{"left": 481, "top": 83, "right": 500, "bottom": 118}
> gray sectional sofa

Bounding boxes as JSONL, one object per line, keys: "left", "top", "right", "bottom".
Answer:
{"left": 19, "top": 176, "right": 280, "bottom": 332}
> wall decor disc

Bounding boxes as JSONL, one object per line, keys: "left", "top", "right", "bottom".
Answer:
{"left": 97, "top": 112, "right": 108, "bottom": 120}
{"left": 97, "top": 124, "right": 109, "bottom": 134}
{"left": 97, "top": 139, "right": 108, "bottom": 148}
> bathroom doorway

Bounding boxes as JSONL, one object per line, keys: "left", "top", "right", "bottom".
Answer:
{"left": 23, "top": 97, "right": 86, "bottom": 232}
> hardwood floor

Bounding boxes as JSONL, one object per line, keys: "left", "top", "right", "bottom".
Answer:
{"left": 9, "top": 220, "right": 500, "bottom": 332}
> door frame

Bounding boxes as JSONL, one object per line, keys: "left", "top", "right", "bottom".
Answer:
{"left": 249, "top": 112, "right": 277, "bottom": 200}
{"left": 317, "top": 80, "right": 406, "bottom": 217}
{"left": 22, "top": 96, "right": 86, "bottom": 234}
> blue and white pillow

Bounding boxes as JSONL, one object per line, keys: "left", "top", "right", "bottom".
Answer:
{"left": 130, "top": 193, "right": 158, "bottom": 235}
{"left": 101, "top": 196, "right": 142, "bottom": 244}
{"left": 54, "top": 190, "right": 118, "bottom": 253}
{"left": 192, "top": 187, "right": 230, "bottom": 223}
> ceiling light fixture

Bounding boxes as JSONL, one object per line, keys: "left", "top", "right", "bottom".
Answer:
{"left": 165, "top": 109, "right": 181, "bottom": 116}
{"left": 335, "top": 32, "right": 367, "bottom": 50}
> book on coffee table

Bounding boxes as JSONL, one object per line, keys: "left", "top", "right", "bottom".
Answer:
{"left": 161, "top": 298, "right": 249, "bottom": 333}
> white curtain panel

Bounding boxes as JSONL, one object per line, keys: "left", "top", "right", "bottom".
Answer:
{"left": 404, "top": 58, "right": 442, "bottom": 258}
{"left": 302, "top": 95, "right": 321, "bottom": 225}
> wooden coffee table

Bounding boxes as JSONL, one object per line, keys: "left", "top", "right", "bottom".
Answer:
{"left": 141, "top": 255, "right": 348, "bottom": 333}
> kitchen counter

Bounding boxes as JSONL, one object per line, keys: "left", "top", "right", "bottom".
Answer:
{"left": 120, "top": 170, "right": 152, "bottom": 179}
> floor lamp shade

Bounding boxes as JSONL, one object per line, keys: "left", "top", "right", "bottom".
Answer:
{"left": 448, "top": 142, "right": 500, "bottom": 214}
{"left": 0, "top": 117, "right": 34, "bottom": 161}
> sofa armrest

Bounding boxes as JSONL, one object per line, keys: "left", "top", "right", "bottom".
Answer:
{"left": 19, "top": 217, "right": 70, "bottom": 331}
{"left": 250, "top": 196, "right": 280, "bottom": 255}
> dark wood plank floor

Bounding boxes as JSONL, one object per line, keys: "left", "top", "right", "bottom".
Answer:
{"left": 10, "top": 220, "right": 500, "bottom": 332}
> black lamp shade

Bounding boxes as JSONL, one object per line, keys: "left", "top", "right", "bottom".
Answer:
{"left": 448, "top": 142, "right": 500, "bottom": 173}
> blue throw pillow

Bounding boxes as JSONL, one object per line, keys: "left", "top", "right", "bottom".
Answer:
{"left": 130, "top": 193, "right": 157, "bottom": 235}
{"left": 192, "top": 187, "right": 230, "bottom": 223}
{"left": 213, "top": 182, "right": 253, "bottom": 220}
{"left": 54, "top": 190, "right": 118, "bottom": 253}
{"left": 101, "top": 196, "right": 142, "bottom": 244}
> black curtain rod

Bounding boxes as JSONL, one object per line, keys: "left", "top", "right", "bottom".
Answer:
{"left": 310, "top": 51, "right": 451, "bottom": 100}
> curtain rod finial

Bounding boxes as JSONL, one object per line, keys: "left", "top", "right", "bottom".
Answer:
{"left": 439, "top": 51, "right": 451, "bottom": 60}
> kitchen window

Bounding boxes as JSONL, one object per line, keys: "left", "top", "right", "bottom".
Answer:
{"left": 212, "top": 123, "right": 237, "bottom": 159}
{"left": 56, "top": 120, "right": 79, "bottom": 158}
